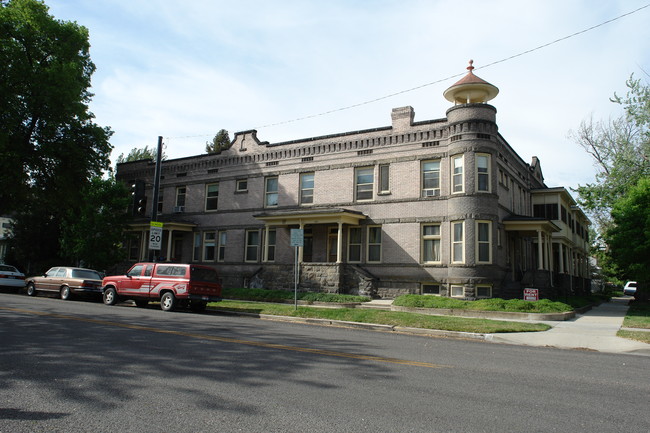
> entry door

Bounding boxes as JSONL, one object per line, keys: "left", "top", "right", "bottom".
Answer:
{"left": 327, "top": 227, "right": 338, "bottom": 263}
{"left": 172, "top": 237, "right": 183, "bottom": 262}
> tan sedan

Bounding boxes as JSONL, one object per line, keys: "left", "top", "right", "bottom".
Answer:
{"left": 26, "top": 267, "right": 103, "bottom": 300}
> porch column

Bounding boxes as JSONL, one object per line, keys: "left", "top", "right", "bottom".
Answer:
{"left": 558, "top": 243, "right": 565, "bottom": 273}
{"left": 298, "top": 221, "right": 304, "bottom": 262}
{"left": 537, "top": 230, "right": 543, "bottom": 270}
{"left": 547, "top": 235, "right": 553, "bottom": 273}
{"left": 165, "top": 229, "right": 173, "bottom": 262}
{"left": 336, "top": 221, "right": 343, "bottom": 264}
{"left": 263, "top": 225, "right": 270, "bottom": 262}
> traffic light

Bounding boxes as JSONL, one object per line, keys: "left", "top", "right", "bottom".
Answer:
{"left": 131, "top": 179, "right": 146, "bottom": 216}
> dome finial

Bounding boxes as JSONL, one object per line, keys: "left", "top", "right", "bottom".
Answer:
{"left": 467, "top": 59, "right": 474, "bottom": 72}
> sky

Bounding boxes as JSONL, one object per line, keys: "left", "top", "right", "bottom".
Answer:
{"left": 44, "top": 0, "right": 650, "bottom": 192}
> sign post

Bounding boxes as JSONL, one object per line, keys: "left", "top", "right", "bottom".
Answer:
{"left": 290, "top": 229, "right": 304, "bottom": 310}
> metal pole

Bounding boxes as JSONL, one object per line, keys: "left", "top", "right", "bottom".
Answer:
{"left": 294, "top": 246, "right": 298, "bottom": 310}
{"left": 149, "top": 136, "right": 163, "bottom": 261}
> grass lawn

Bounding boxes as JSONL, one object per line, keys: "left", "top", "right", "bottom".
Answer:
{"left": 622, "top": 300, "right": 650, "bottom": 329}
{"left": 208, "top": 300, "right": 551, "bottom": 334}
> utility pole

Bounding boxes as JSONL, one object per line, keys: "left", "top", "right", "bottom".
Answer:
{"left": 148, "top": 136, "right": 164, "bottom": 262}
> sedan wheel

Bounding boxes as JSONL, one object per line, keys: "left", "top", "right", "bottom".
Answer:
{"left": 160, "top": 292, "right": 176, "bottom": 312}
{"left": 26, "top": 283, "right": 36, "bottom": 297}
{"left": 60, "top": 286, "right": 71, "bottom": 300}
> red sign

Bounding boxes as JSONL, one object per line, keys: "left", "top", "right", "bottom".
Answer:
{"left": 523, "top": 288, "right": 539, "bottom": 301}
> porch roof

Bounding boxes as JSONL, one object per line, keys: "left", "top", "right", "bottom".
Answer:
{"left": 503, "top": 216, "right": 560, "bottom": 236}
{"left": 126, "top": 220, "right": 196, "bottom": 232}
{"left": 254, "top": 208, "right": 366, "bottom": 226}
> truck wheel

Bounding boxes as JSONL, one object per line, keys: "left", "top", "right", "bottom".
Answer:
{"left": 103, "top": 287, "right": 118, "bottom": 305}
{"left": 26, "top": 283, "right": 36, "bottom": 297}
{"left": 135, "top": 300, "right": 149, "bottom": 308}
{"left": 60, "top": 286, "right": 72, "bottom": 300}
{"left": 160, "top": 292, "right": 176, "bottom": 312}
{"left": 190, "top": 301, "right": 207, "bottom": 313}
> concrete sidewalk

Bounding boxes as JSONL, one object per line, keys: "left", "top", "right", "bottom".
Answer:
{"left": 488, "top": 297, "right": 650, "bottom": 355}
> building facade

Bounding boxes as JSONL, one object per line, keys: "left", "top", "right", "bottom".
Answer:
{"left": 116, "top": 63, "right": 591, "bottom": 299}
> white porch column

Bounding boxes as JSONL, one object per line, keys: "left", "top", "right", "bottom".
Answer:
{"left": 558, "top": 243, "right": 565, "bottom": 273}
{"left": 537, "top": 230, "right": 543, "bottom": 270}
{"left": 166, "top": 229, "right": 173, "bottom": 262}
{"left": 336, "top": 221, "right": 343, "bottom": 264}
{"left": 547, "top": 235, "right": 553, "bottom": 273}
{"left": 263, "top": 225, "right": 270, "bottom": 262}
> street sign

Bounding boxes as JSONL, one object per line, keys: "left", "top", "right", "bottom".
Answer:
{"left": 523, "top": 288, "right": 539, "bottom": 301}
{"left": 149, "top": 221, "right": 163, "bottom": 250}
{"left": 290, "top": 228, "right": 304, "bottom": 247}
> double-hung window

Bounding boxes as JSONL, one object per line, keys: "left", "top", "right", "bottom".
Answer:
{"left": 452, "top": 221, "right": 464, "bottom": 263}
{"left": 422, "top": 160, "right": 441, "bottom": 197}
{"left": 266, "top": 229, "right": 276, "bottom": 262}
{"left": 476, "top": 221, "right": 492, "bottom": 263}
{"left": 379, "top": 164, "right": 390, "bottom": 194}
{"left": 300, "top": 173, "right": 314, "bottom": 204}
{"left": 265, "top": 177, "right": 278, "bottom": 207}
{"left": 422, "top": 224, "right": 441, "bottom": 263}
{"left": 367, "top": 226, "right": 382, "bottom": 263}
{"left": 203, "top": 232, "right": 216, "bottom": 261}
{"left": 245, "top": 230, "right": 260, "bottom": 262}
{"left": 348, "top": 227, "right": 362, "bottom": 263}
{"left": 175, "top": 186, "right": 186, "bottom": 210}
{"left": 217, "top": 231, "right": 226, "bottom": 262}
{"left": 452, "top": 155, "right": 464, "bottom": 193}
{"left": 355, "top": 167, "right": 374, "bottom": 201}
{"left": 476, "top": 154, "right": 490, "bottom": 192}
{"left": 205, "top": 183, "right": 219, "bottom": 211}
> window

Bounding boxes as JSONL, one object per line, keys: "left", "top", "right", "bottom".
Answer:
{"left": 355, "top": 167, "right": 374, "bottom": 201}
{"left": 348, "top": 227, "right": 362, "bottom": 263}
{"left": 422, "top": 224, "right": 441, "bottom": 263}
{"left": 452, "top": 155, "right": 464, "bottom": 193}
{"left": 203, "top": 232, "right": 216, "bottom": 261}
{"left": 236, "top": 179, "right": 248, "bottom": 192}
{"left": 217, "top": 231, "right": 226, "bottom": 262}
{"left": 476, "top": 154, "right": 490, "bottom": 192}
{"left": 476, "top": 285, "right": 492, "bottom": 298}
{"left": 450, "top": 285, "right": 465, "bottom": 298}
{"left": 379, "top": 164, "right": 390, "bottom": 193}
{"left": 192, "top": 233, "right": 201, "bottom": 261}
{"left": 266, "top": 229, "right": 276, "bottom": 262}
{"left": 476, "top": 221, "right": 492, "bottom": 263}
{"left": 175, "top": 186, "right": 186, "bottom": 209}
{"left": 265, "top": 177, "right": 278, "bottom": 207}
{"left": 300, "top": 173, "right": 314, "bottom": 204}
{"left": 157, "top": 190, "right": 164, "bottom": 213}
{"left": 245, "top": 230, "right": 260, "bottom": 262}
{"left": 128, "top": 234, "right": 141, "bottom": 261}
{"left": 422, "top": 160, "right": 440, "bottom": 197}
{"left": 533, "top": 203, "right": 559, "bottom": 220}
{"left": 205, "top": 183, "right": 219, "bottom": 211}
{"left": 422, "top": 284, "right": 440, "bottom": 295}
{"left": 452, "top": 221, "right": 464, "bottom": 263}
{"left": 367, "top": 226, "right": 382, "bottom": 263}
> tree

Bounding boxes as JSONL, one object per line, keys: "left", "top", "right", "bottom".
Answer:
{"left": 0, "top": 0, "right": 113, "bottom": 272}
{"left": 205, "top": 129, "right": 231, "bottom": 154}
{"left": 59, "top": 176, "right": 131, "bottom": 271}
{"left": 116, "top": 145, "right": 167, "bottom": 164}
{"left": 570, "top": 75, "right": 650, "bottom": 236}
{"left": 605, "top": 177, "right": 650, "bottom": 300}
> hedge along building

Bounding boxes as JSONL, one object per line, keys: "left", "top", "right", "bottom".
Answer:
{"left": 116, "top": 61, "right": 591, "bottom": 299}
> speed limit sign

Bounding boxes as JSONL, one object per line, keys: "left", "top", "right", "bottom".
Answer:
{"left": 149, "top": 221, "right": 163, "bottom": 250}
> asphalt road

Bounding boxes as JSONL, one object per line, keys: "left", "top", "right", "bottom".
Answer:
{"left": 1, "top": 291, "right": 649, "bottom": 433}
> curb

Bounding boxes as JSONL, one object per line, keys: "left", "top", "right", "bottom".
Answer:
{"left": 208, "top": 307, "right": 493, "bottom": 341}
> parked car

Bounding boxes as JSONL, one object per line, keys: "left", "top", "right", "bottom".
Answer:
{"left": 0, "top": 264, "right": 26, "bottom": 292}
{"left": 102, "top": 262, "right": 222, "bottom": 312}
{"left": 623, "top": 281, "right": 637, "bottom": 296}
{"left": 26, "top": 267, "right": 104, "bottom": 300}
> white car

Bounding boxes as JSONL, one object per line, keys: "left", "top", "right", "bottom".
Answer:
{"left": 623, "top": 281, "right": 637, "bottom": 296}
{"left": 0, "top": 264, "right": 26, "bottom": 291}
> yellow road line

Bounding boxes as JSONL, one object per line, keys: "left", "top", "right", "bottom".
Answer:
{"left": 0, "top": 306, "right": 449, "bottom": 369}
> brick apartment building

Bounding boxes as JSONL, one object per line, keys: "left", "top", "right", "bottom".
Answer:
{"left": 116, "top": 62, "right": 591, "bottom": 299}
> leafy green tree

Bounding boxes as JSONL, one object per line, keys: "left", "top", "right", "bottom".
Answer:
{"left": 1, "top": 0, "right": 115, "bottom": 272}
{"left": 571, "top": 75, "right": 650, "bottom": 236}
{"left": 59, "top": 177, "right": 131, "bottom": 271}
{"left": 205, "top": 129, "right": 231, "bottom": 154}
{"left": 116, "top": 145, "right": 167, "bottom": 164}
{"left": 605, "top": 177, "right": 650, "bottom": 300}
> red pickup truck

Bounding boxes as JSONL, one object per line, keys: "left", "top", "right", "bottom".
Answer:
{"left": 102, "top": 263, "right": 222, "bottom": 312}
